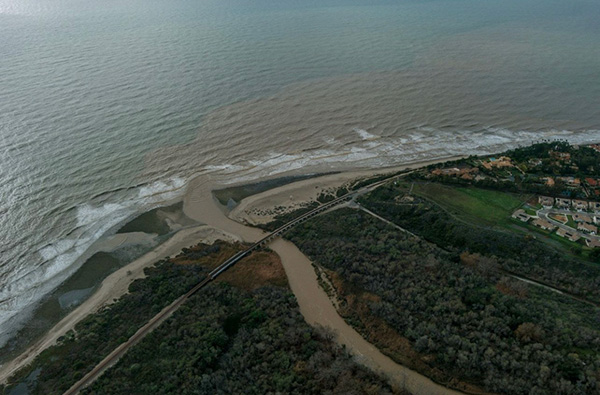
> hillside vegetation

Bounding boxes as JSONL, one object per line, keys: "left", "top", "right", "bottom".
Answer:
{"left": 361, "top": 184, "right": 600, "bottom": 304}
{"left": 2, "top": 242, "right": 397, "bottom": 395}
{"left": 288, "top": 207, "right": 600, "bottom": 394}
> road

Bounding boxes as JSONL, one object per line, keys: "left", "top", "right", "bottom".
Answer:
{"left": 537, "top": 207, "right": 600, "bottom": 243}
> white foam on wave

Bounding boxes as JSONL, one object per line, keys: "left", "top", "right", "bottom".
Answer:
{"left": 138, "top": 177, "right": 186, "bottom": 202}
{"left": 0, "top": 176, "right": 188, "bottom": 348}
{"left": 354, "top": 128, "right": 379, "bottom": 141}
{"left": 203, "top": 164, "right": 247, "bottom": 174}
{"left": 211, "top": 127, "right": 600, "bottom": 188}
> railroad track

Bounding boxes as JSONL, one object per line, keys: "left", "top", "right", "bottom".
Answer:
{"left": 64, "top": 181, "right": 370, "bottom": 394}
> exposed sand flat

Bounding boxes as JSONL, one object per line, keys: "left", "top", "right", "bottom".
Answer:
{"left": 227, "top": 158, "right": 463, "bottom": 226}
{"left": 229, "top": 170, "right": 370, "bottom": 225}
{"left": 0, "top": 225, "right": 239, "bottom": 384}
{"left": 94, "top": 231, "right": 157, "bottom": 253}
{"left": 3, "top": 158, "right": 460, "bottom": 390}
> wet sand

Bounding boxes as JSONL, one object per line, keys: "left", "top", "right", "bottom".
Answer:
{"left": 2, "top": 158, "right": 459, "bottom": 391}
{"left": 183, "top": 160, "right": 462, "bottom": 394}
{"left": 0, "top": 225, "right": 238, "bottom": 384}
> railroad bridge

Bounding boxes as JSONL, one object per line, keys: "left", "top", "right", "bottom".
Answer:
{"left": 206, "top": 193, "right": 354, "bottom": 281}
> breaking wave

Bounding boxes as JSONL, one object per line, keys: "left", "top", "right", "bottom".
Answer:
{"left": 0, "top": 177, "right": 187, "bottom": 348}
{"left": 205, "top": 126, "right": 600, "bottom": 186}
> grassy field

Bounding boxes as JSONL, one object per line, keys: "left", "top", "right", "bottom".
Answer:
{"left": 412, "top": 183, "right": 526, "bottom": 226}
{"left": 398, "top": 182, "right": 595, "bottom": 262}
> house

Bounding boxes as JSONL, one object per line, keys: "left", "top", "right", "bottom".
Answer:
{"left": 572, "top": 213, "right": 593, "bottom": 223}
{"left": 551, "top": 151, "right": 571, "bottom": 161}
{"left": 557, "top": 177, "right": 580, "bottom": 187}
{"left": 532, "top": 218, "right": 556, "bottom": 231}
{"left": 555, "top": 198, "right": 571, "bottom": 209}
{"left": 590, "top": 202, "right": 600, "bottom": 212}
{"left": 572, "top": 200, "right": 589, "bottom": 211}
{"left": 578, "top": 222, "right": 598, "bottom": 234}
{"left": 538, "top": 196, "right": 554, "bottom": 207}
{"left": 482, "top": 156, "right": 513, "bottom": 170}
{"left": 511, "top": 209, "right": 531, "bottom": 222}
{"left": 585, "top": 178, "right": 598, "bottom": 187}
{"left": 432, "top": 167, "right": 460, "bottom": 176}
{"left": 557, "top": 228, "right": 581, "bottom": 242}
{"left": 541, "top": 177, "right": 555, "bottom": 187}
{"left": 585, "top": 238, "right": 600, "bottom": 248}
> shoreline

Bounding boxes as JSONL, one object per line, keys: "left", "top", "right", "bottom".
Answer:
{"left": 0, "top": 154, "right": 461, "bottom": 387}
{"left": 0, "top": 225, "right": 239, "bottom": 384}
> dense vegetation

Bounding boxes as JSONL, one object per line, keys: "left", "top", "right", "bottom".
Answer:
{"left": 417, "top": 142, "right": 600, "bottom": 197}
{"left": 507, "top": 141, "right": 600, "bottom": 176}
{"left": 85, "top": 284, "right": 395, "bottom": 394}
{"left": 288, "top": 208, "right": 600, "bottom": 394}
{"left": 360, "top": 184, "right": 600, "bottom": 304}
{"left": 3, "top": 242, "right": 396, "bottom": 395}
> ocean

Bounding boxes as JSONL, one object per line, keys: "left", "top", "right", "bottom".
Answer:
{"left": 1, "top": 0, "right": 599, "bottom": 349}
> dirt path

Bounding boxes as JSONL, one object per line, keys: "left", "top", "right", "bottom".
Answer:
{"left": 184, "top": 172, "right": 460, "bottom": 395}
{"left": 0, "top": 225, "right": 238, "bottom": 384}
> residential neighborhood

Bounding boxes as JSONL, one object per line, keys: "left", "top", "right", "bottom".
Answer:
{"left": 423, "top": 142, "right": 600, "bottom": 199}
{"left": 419, "top": 141, "right": 600, "bottom": 251}
{"left": 511, "top": 195, "right": 600, "bottom": 248}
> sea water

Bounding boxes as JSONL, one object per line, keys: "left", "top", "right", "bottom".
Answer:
{"left": 1, "top": 0, "right": 599, "bottom": 347}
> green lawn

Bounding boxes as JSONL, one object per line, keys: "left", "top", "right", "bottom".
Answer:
{"left": 412, "top": 183, "right": 525, "bottom": 226}
{"left": 566, "top": 215, "right": 577, "bottom": 229}
{"left": 524, "top": 207, "right": 538, "bottom": 216}
{"left": 410, "top": 182, "right": 596, "bottom": 261}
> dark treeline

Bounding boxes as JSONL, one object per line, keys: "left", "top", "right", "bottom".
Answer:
{"left": 507, "top": 142, "right": 600, "bottom": 176}
{"left": 4, "top": 256, "right": 207, "bottom": 394}
{"left": 288, "top": 208, "right": 600, "bottom": 394}
{"left": 359, "top": 185, "right": 600, "bottom": 304}
{"left": 417, "top": 142, "right": 600, "bottom": 198}
{"left": 2, "top": 242, "right": 397, "bottom": 395}
{"left": 85, "top": 284, "right": 397, "bottom": 395}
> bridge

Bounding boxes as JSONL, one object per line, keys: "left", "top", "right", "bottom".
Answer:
{"left": 204, "top": 192, "right": 354, "bottom": 281}
{"left": 63, "top": 179, "right": 378, "bottom": 394}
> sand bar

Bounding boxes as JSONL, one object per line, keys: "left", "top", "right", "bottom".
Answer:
{"left": 0, "top": 225, "right": 238, "bottom": 384}
{"left": 2, "top": 156, "right": 461, "bottom": 390}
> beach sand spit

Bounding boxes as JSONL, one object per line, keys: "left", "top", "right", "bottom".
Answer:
{"left": 3, "top": 158, "right": 460, "bottom": 393}
{"left": 0, "top": 225, "right": 238, "bottom": 384}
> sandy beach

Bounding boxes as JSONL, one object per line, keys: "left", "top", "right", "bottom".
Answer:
{"left": 2, "top": 156, "right": 460, "bottom": 391}
{"left": 183, "top": 158, "right": 464, "bottom": 394}
{"left": 204, "top": 157, "right": 464, "bottom": 228}
{"left": 0, "top": 225, "right": 239, "bottom": 384}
